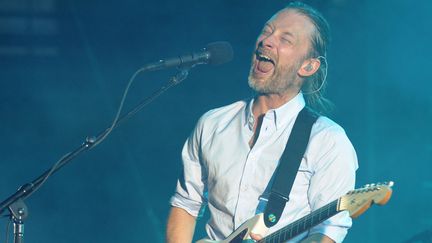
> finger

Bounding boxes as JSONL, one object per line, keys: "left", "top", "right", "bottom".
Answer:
{"left": 250, "top": 232, "right": 263, "bottom": 240}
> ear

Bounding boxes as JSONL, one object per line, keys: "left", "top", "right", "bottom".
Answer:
{"left": 298, "top": 58, "right": 321, "bottom": 77}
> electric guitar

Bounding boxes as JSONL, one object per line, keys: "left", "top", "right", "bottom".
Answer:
{"left": 197, "top": 182, "right": 394, "bottom": 243}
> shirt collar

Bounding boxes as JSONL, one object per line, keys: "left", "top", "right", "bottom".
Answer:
{"left": 244, "top": 92, "right": 306, "bottom": 130}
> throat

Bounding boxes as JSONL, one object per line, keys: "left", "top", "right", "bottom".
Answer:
{"left": 248, "top": 115, "right": 264, "bottom": 148}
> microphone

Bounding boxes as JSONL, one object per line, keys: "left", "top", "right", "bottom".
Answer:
{"left": 142, "top": 41, "right": 233, "bottom": 71}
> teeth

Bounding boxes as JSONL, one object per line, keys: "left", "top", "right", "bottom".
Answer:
{"left": 257, "top": 53, "right": 273, "bottom": 62}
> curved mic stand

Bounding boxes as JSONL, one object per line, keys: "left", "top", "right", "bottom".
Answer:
{"left": 0, "top": 68, "right": 190, "bottom": 243}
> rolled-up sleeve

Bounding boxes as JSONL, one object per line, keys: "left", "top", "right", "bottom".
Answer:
{"left": 170, "top": 116, "right": 207, "bottom": 217}
{"left": 307, "top": 124, "right": 358, "bottom": 243}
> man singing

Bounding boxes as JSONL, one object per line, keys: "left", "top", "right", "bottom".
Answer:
{"left": 167, "top": 2, "right": 358, "bottom": 242}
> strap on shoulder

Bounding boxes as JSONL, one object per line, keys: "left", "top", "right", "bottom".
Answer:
{"left": 263, "top": 107, "right": 319, "bottom": 227}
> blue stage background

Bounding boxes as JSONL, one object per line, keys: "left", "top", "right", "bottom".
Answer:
{"left": 0, "top": 0, "right": 431, "bottom": 242}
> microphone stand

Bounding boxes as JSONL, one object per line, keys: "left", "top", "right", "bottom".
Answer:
{"left": 0, "top": 68, "right": 190, "bottom": 243}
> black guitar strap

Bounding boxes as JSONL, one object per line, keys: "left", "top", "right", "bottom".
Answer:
{"left": 263, "top": 106, "right": 319, "bottom": 227}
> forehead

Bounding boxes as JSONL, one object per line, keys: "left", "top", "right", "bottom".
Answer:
{"left": 266, "top": 9, "right": 315, "bottom": 39}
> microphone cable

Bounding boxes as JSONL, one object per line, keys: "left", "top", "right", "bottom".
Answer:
{"left": 22, "top": 66, "right": 146, "bottom": 199}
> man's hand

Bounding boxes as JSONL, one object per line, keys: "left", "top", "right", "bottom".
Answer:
{"left": 166, "top": 207, "right": 197, "bottom": 243}
{"left": 250, "top": 232, "right": 263, "bottom": 241}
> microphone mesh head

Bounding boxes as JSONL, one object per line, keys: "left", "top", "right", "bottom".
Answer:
{"left": 206, "top": 41, "right": 234, "bottom": 65}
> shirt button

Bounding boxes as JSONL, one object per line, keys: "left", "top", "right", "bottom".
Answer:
{"left": 242, "top": 185, "right": 248, "bottom": 191}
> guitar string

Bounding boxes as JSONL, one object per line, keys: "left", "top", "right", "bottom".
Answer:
{"left": 270, "top": 205, "right": 329, "bottom": 241}
{"left": 282, "top": 201, "right": 337, "bottom": 240}
{"left": 261, "top": 201, "right": 335, "bottom": 243}
{"left": 259, "top": 187, "right": 386, "bottom": 242}
{"left": 261, "top": 200, "right": 338, "bottom": 243}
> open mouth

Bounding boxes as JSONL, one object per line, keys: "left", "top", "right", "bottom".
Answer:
{"left": 254, "top": 50, "right": 275, "bottom": 75}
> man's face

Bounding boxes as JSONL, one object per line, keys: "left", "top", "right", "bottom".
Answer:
{"left": 248, "top": 9, "right": 315, "bottom": 95}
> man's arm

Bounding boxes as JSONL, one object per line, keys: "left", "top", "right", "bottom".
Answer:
{"left": 166, "top": 206, "right": 197, "bottom": 243}
{"left": 305, "top": 123, "right": 358, "bottom": 242}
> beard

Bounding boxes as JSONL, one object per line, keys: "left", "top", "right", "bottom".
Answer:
{"left": 248, "top": 59, "right": 302, "bottom": 95}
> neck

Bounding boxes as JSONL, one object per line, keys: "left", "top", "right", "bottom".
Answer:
{"left": 252, "top": 91, "right": 299, "bottom": 118}
{"left": 259, "top": 199, "right": 339, "bottom": 243}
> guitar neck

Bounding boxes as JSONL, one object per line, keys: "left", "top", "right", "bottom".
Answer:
{"left": 259, "top": 199, "right": 340, "bottom": 243}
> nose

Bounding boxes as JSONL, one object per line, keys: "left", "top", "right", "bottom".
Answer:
{"left": 259, "top": 32, "right": 276, "bottom": 49}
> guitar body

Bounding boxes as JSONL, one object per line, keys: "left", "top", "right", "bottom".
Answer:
{"left": 196, "top": 214, "right": 268, "bottom": 243}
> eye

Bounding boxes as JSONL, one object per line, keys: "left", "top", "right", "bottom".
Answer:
{"left": 261, "top": 27, "right": 272, "bottom": 36}
{"left": 281, "top": 37, "right": 292, "bottom": 44}
{"left": 281, "top": 35, "right": 293, "bottom": 44}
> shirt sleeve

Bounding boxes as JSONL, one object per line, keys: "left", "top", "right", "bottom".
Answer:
{"left": 170, "top": 115, "right": 208, "bottom": 217}
{"left": 306, "top": 122, "right": 359, "bottom": 243}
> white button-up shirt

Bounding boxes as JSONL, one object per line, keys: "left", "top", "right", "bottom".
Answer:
{"left": 170, "top": 93, "right": 358, "bottom": 242}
